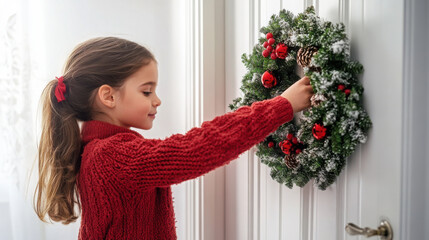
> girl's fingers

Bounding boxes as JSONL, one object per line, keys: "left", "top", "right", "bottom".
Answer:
{"left": 301, "top": 76, "right": 310, "bottom": 85}
{"left": 304, "top": 85, "right": 314, "bottom": 94}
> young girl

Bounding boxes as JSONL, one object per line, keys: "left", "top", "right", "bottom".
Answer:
{"left": 34, "top": 37, "right": 313, "bottom": 239}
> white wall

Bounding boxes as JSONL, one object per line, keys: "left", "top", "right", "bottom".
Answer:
{"left": 20, "top": 0, "right": 188, "bottom": 239}
{"left": 400, "top": 0, "right": 429, "bottom": 239}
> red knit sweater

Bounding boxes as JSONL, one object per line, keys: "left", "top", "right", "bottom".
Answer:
{"left": 76, "top": 96, "right": 293, "bottom": 239}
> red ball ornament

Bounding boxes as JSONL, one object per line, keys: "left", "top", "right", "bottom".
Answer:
{"left": 261, "top": 71, "right": 277, "bottom": 88}
{"left": 268, "top": 142, "right": 274, "bottom": 148}
{"left": 262, "top": 49, "right": 270, "bottom": 58}
{"left": 267, "top": 45, "right": 273, "bottom": 52}
{"left": 344, "top": 89, "right": 351, "bottom": 95}
{"left": 287, "top": 133, "right": 294, "bottom": 140}
{"left": 279, "top": 140, "right": 293, "bottom": 154}
{"left": 263, "top": 41, "right": 269, "bottom": 48}
{"left": 275, "top": 43, "right": 288, "bottom": 59}
{"left": 312, "top": 123, "right": 327, "bottom": 140}
{"left": 270, "top": 53, "right": 277, "bottom": 60}
{"left": 268, "top": 38, "right": 275, "bottom": 45}
{"left": 266, "top": 32, "right": 273, "bottom": 39}
{"left": 295, "top": 149, "right": 302, "bottom": 154}
{"left": 338, "top": 84, "right": 345, "bottom": 91}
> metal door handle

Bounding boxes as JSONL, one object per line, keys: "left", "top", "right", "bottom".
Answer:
{"left": 345, "top": 220, "right": 393, "bottom": 240}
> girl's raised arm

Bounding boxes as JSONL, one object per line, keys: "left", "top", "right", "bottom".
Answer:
{"left": 84, "top": 95, "right": 293, "bottom": 192}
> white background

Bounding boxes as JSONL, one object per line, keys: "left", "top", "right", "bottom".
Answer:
{"left": 0, "top": 0, "right": 189, "bottom": 239}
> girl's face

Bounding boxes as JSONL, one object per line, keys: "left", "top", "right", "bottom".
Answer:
{"left": 113, "top": 60, "right": 161, "bottom": 130}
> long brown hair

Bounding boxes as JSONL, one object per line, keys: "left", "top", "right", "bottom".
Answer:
{"left": 34, "top": 37, "right": 156, "bottom": 224}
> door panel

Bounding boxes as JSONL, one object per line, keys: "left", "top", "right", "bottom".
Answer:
{"left": 225, "top": 0, "right": 402, "bottom": 239}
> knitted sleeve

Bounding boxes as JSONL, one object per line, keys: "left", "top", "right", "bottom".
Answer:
{"left": 99, "top": 96, "right": 294, "bottom": 191}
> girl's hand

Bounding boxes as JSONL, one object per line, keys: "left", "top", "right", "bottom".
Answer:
{"left": 280, "top": 76, "right": 314, "bottom": 113}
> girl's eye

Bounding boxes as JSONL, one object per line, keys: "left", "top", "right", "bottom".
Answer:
{"left": 143, "top": 92, "right": 152, "bottom": 96}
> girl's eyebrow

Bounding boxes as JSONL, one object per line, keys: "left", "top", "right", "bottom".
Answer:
{"left": 140, "top": 81, "right": 157, "bottom": 86}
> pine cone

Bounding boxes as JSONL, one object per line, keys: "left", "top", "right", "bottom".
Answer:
{"left": 297, "top": 46, "right": 318, "bottom": 67}
{"left": 310, "top": 93, "right": 327, "bottom": 107}
{"left": 297, "top": 46, "right": 321, "bottom": 72}
{"left": 284, "top": 155, "right": 300, "bottom": 170}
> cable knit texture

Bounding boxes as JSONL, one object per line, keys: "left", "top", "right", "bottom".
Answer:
{"left": 77, "top": 95, "right": 293, "bottom": 239}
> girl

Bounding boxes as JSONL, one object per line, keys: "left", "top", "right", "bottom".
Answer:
{"left": 34, "top": 37, "right": 313, "bottom": 239}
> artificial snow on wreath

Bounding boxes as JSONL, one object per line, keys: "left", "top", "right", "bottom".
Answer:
{"left": 229, "top": 6, "right": 372, "bottom": 190}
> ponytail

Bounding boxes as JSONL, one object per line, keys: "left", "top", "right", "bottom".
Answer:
{"left": 34, "top": 79, "right": 82, "bottom": 224}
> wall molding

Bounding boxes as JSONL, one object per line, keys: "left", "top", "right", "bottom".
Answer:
{"left": 248, "top": 1, "right": 259, "bottom": 239}
{"left": 185, "top": 0, "right": 203, "bottom": 239}
{"left": 185, "top": 0, "right": 226, "bottom": 239}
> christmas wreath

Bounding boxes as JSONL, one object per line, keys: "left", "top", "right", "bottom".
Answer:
{"left": 229, "top": 7, "right": 372, "bottom": 190}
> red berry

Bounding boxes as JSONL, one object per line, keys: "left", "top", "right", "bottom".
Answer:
{"left": 292, "top": 137, "right": 298, "bottom": 144}
{"left": 295, "top": 149, "right": 302, "bottom": 154}
{"left": 287, "top": 133, "right": 294, "bottom": 140}
{"left": 263, "top": 41, "right": 269, "bottom": 48}
{"left": 266, "top": 32, "right": 273, "bottom": 39}
{"left": 267, "top": 45, "right": 273, "bottom": 52}
{"left": 270, "top": 53, "right": 277, "bottom": 60}
{"left": 268, "top": 38, "right": 275, "bottom": 45}
{"left": 344, "top": 89, "right": 351, "bottom": 95}
{"left": 268, "top": 142, "right": 274, "bottom": 148}
{"left": 338, "top": 85, "right": 345, "bottom": 91}
{"left": 262, "top": 50, "right": 270, "bottom": 58}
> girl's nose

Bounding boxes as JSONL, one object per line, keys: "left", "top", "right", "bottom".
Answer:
{"left": 154, "top": 95, "right": 161, "bottom": 107}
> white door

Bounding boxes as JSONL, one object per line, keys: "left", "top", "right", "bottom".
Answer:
{"left": 223, "top": 0, "right": 428, "bottom": 239}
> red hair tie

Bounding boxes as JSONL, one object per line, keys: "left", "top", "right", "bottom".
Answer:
{"left": 55, "top": 76, "right": 66, "bottom": 102}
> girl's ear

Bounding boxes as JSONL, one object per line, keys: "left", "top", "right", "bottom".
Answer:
{"left": 97, "top": 84, "right": 116, "bottom": 108}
